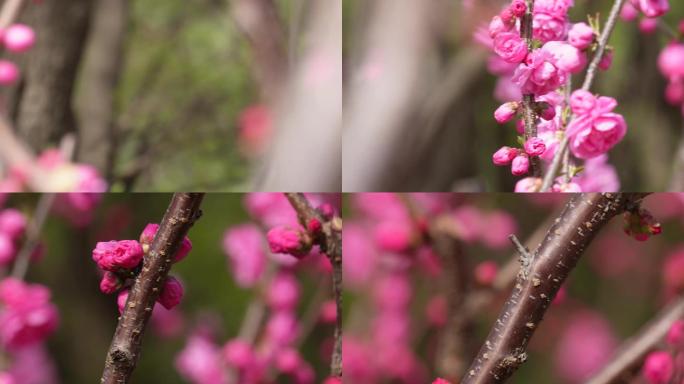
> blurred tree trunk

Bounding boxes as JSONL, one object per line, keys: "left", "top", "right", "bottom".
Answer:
{"left": 13, "top": 0, "right": 94, "bottom": 150}
{"left": 77, "top": 0, "right": 129, "bottom": 179}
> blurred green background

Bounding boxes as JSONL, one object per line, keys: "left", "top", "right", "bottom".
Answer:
{"left": 5, "top": 193, "right": 331, "bottom": 383}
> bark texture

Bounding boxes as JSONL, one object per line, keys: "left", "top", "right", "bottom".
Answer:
{"left": 101, "top": 193, "right": 204, "bottom": 384}
{"left": 15, "top": 0, "right": 94, "bottom": 149}
{"left": 462, "top": 193, "right": 646, "bottom": 384}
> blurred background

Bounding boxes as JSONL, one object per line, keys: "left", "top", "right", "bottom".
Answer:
{"left": 342, "top": 0, "right": 684, "bottom": 191}
{"left": 0, "top": 0, "right": 341, "bottom": 192}
{"left": 1, "top": 193, "right": 335, "bottom": 383}
{"left": 343, "top": 193, "right": 684, "bottom": 383}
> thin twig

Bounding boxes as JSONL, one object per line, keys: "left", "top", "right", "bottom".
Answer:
{"left": 101, "top": 193, "right": 204, "bottom": 383}
{"left": 520, "top": 0, "right": 541, "bottom": 177}
{"left": 284, "top": 193, "right": 342, "bottom": 378}
{"left": 462, "top": 193, "right": 647, "bottom": 384}
{"left": 539, "top": 0, "right": 626, "bottom": 191}
{"left": 10, "top": 194, "right": 54, "bottom": 279}
{"left": 587, "top": 296, "right": 684, "bottom": 384}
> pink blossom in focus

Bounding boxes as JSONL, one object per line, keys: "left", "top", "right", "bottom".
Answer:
{"left": 568, "top": 22, "right": 594, "bottom": 50}
{"left": 222, "top": 224, "right": 266, "bottom": 288}
{"left": 511, "top": 155, "right": 530, "bottom": 176}
{"left": 158, "top": 276, "right": 184, "bottom": 310}
{"left": 267, "top": 226, "right": 311, "bottom": 257}
{"left": 541, "top": 41, "right": 587, "bottom": 74}
{"left": 99, "top": 272, "right": 121, "bottom": 294}
{"left": 92, "top": 240, "right": 144, "bottom": 271}
{"left": 566, "top": 91, "right": 627, "bottom": 159}
{"left": 493, "top": 32, "right": 528, "bottom": 64}
{"left": 494, "top": 102, "right": 519, "bottom": 123}
{"left": 554, "top": 311, "right": 618, "bottom": 383}
{"left": 139, "top": 223, "right": 191, "bottom": 262}
{"left": 492, "top": 146, "right": 519, "bottom": 166}
{"left": 512, "top": 49, "right": 567, "bottom": 96}
{"left": 524, "top": 137, "right": 547, "bottom": 157}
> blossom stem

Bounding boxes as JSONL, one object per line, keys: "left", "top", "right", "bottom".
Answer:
{"left": 521, "top": 0, "right": 541, "bottom": 177}
{"left": 284, "top": 193, "right": 342, "bottom": 377}
{"left": 101, "top": 193, "right": 204, "bottom": 384}
{"left": 586, "top": 296, "right": 684, "bottom": 384}
{"left": 10, "top": 193, "right": 55, "bottom": 279}
{"left": 461, "top": 193, "right": 647, "bottom": 384}
{"left": 539, "top": 0, "right": 626, "bottom": 191}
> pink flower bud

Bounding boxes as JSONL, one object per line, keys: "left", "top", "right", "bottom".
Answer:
{"left": 492, "top": 146, "right": 519, "bottom": 166}
{"left": 0, "top": 234, "right": 15, "bottom": 265}
{"left": 508, "top": 0, "right": 527, "bottom": 17}
{"left": 634, "top": 0, "right": 669, "bottom": 18}
{"left": 511, "top": 155, "right": 529, "bottom": 176}
{"left": 374, "top": 220, "right": 413, "bottom": 253}
{"left": 99, "top": 272, "right": 122, "bottom": 294}
{"left": 266, "top": 312, "right": 298, "bottom": 346}
{"left": 524, "top": 137, "right": 546, "bottom": 157}
{"left": 642, "top": 351, "right": 673, "bottom": 384}
{"left": 140, "top": 223, "right": 192, "bottom": 262}
{"left": 3, "top": 24, "right": 35, "bottom": 53}
{"left": 599, "top": 49, "right": 614, "bottom": 70}
{"left": 0, "top": 60, "right": 19, "bottom": 86}
{"left": 474, "top": 261, "right": 498, "bottom": 286}
{"left": 639, "top": 17, "right": 658, "bottom": 34}
{"left": 621, "top": 2, "right": 639, "bottom": 21}
{"left": 223, "top": 339, "right": 255, "bottom": 369}
{"left": 276, "top": 348, "right": 302, "bottom": 373}
{"left": 266, "top": 273, "right": 300, "bottom": 311}
{"left": 92, "top": 240, "right": 144, "bottom": 271}
{"left": 158, "top": 276, "right": 184, "bottom": 310}
{"left": 306, "top": 218, "right": 322, "bottom": 234}
{"left": 267, "top": 226, "right": 312, "bottom": 257}
{"left": 568, "top": 22, "right": 595, "bottom": 50}
{"left": 494, "top": 102, "right": 519, "bottom": 123}
{"left": 658, "top": 43, "right": 684, "bottom": 80}
{"left": 0, "top": 209, "right": 26, "bottom": 240}
{"left": 666, "top": 320, "right": 684, "bottom": 346}
{"left": 538, "top": 103, "right": 556, "bottom": 121}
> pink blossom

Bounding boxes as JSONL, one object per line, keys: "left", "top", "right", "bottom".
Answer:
{"left": 223, "top": 339, "right": 255, "bottom": 369}
{"left": 373, "top": 220, "right": 413, "bottom": 253}
{"left": 480, "top": 211, "right": 517, "bottom": 249}
{"left": 488, "top": 16, "right": 513, "bottom": 38}
{"left": 524, "top": 137, "right": 546, "bottom": 156}
{"left": 3, "top": 24, "right": 34, "bottom": 53}
{"left": 222, "top": 224, "right": 266, "bottom": 288}
{"left": 494, "top": 101, "right": 519, "bottom": 123}
{"left": 539, "top": 102, "right": 556, "bottom": 120}
{"left": 0, "top": 279, "right": 58, "bottom": 348}
{"left": 373, "top": 273, "right": 412, "bottom": 311}
{"left": 474, "top": 261, "right": 498, "bottom": 285}
{"left": 0, "top": 234, "right": 15, "bottom": 265}
{"left": 642, "top": 351, "right": 674, "bottom": 384}
{"left": 666, "top": 320, "right": 684, "bottom": 347}
{"left": 511, "top": 155, "right": 530, "bottom": 175}
{"left": 266, "top": 273, "right": 300, "bottom": 311}
{"left": 566, "top": 93, "right": 627, "bottom": 159}
{"left": 575, "top": 155, "right": 620, "bottom": 192}
{"left": 598, "top": 49, "right": 614, "bottom": 70}
{"left": 569, "top": 90, "right": 596, "bottom": 115}
{"left": 266, "top": 226, "right": 311, "bottom": 257}
{"left": 265, "top": 311, "right": 298, "bottom": 346}
{"left": 492, "top": 146, "right": 519, "bottom": 166}
{"left": 451, "top": 206, "right": 484, "bottom": 242}
{"left": 139, "top": 223, "right": 191, "bottom": 262}
{"left": 552, "top": 181, "right": 582, "bottom": 192}
{"left": 658, "top": 43, "right": 684, "bottom": 80}
{"left": 276, "top": 348, "right": 302, "bottom": 373}
{"left": 541, "top": 41, "right": 587, "bottom": 74}
{"left": 319, "top": 300, "right": 337, "bottom": 323}
{"left": 176, "top": 334, "right": 228, "bottom": 384}
{"left": 99, "top": 272, "right": 121, "bottom": 294}
{"left": 0, "top": 209, "right": 26, "bottom": 240}
{"left": 639, "top": 18, "right": 659, "bottom": 34}
{"left": 532, "top": 4, "right": 569, "bottom": 42}
{"left": 665, "top": 79, "right": 684, "bottom": 105}
{"left": 509, "top": 0, "right": 527, "bottom": 17}
{"left": 92, "top": 240, "right": 144, "bottom": 271}
{"left": 150, "top": 305, "right": 184, "bottom": 339}
{"left": 512, "top": 49, "right": 567, "bottom": 96}
{"left": 515, "top": 177, "right": 542, "bottom": 192}
{"left": 568, "top": 22, "right": 594, "bottom": 50}
{"left": 244, "top": 193, "right": 298, "bottom": 227}
{"left": 117, "top": 289, "right": 129, "bottom": 314}
{"left": 0, "top": 61, "right": 19, "bottom": 86}
{"left": 342, "top": 223, "right": 376, "bottom": 287}
{"left": 158, "top": 276, "right": 184, "bottom": 310}
{"left": 554, "top": 311, "right": 618, "bottom": 383}
{"left": 493, "top": 32, "right": 528, "bottom": 64}
{"left": 494, "top": 77, "right": 523, "bottom": 102}
{"left": 663, "top": 248, "right": 684, "bottom": 294}
{"left": 8, "top": 344, "right": 58, "bottom": 384}
{"left": 631, "top": 0, "right": 669, "bottom": 18}
{"left": 621, "top": 2, "right": 640, "bottom": 20}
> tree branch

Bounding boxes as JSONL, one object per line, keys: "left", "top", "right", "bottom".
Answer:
{"left": 284, "top": 193, "right": 342, "bottom": 377}
{"left": 462, "top": 193, "right": 647, "bottom": 384}
{"left": 101, "top": 193, "right": 204, "bottom": 384}
{"left": 540, "top": 0, "right": 626, "bottom": 191}
{"left": 520, "top": 0, "right": 541, "bottom": 177}
{"left": 586, "top": 296, "right": 684, "bottom": 384}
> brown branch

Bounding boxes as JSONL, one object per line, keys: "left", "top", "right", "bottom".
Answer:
{"left": 101, "top": 193, "right": 204, "bottom": 384}
{"left": 520, "top": 0, "right": 541, "bottom": 177}
{"left": 586, "top": 296, "right": 684, "bottom": 384}
{"left": 461, "top": 193, "right": 647, "bottom": 384}
{"left": 540, "top": 0, "right": 626, "bottom": 191}
{"left": 284, "top": 193, "right": 342, "bottom": 377}
{"left": 432, "top": 217, "right": 475, "bottom": 381}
